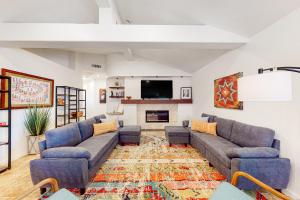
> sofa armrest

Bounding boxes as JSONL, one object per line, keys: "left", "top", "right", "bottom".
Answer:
{"left": 231, "top": 158, "right": 291, "bottom": 190}
{"left": 41, "top": 147, "right": 91, "bottom": 159}
{"left": 226, "top": 147, "right": 279, "bottom": 158}
{"left": 38, "top": 140, "right": 47, "bottom": 158}
{"left": 30, "top": 158, "right": 89, "bottom": 189}
{"left": 118, "top": 120, "right": 124, "bottom": 127}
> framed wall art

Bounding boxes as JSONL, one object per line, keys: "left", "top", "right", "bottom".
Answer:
{"left": 214, "top": 72, "right": 243, "bottom": 110}
{"left": 181, "top": 87, "right": 192, "bottom": 99}
{"left": 99, "top": 88, "right": 106, "bottom": 103}
{"left": 1, "top": 68, "right": 54, "bottom": 109}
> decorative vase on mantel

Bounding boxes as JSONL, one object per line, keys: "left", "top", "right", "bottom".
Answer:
{"left": 24, "top": 105, "right": 51, "bottom": 155}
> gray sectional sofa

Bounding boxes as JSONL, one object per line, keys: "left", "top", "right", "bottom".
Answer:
{"left": 30, "top": 115, "right": 140, "bottom": 194}
{"left": 190, "top": 113, "right": 291, "bottom": 190}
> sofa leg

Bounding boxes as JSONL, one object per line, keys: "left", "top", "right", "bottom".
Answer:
{"left": 40, "top": 188, "right": 46, "bottom": 195}
{"left": 80, "top": 188, "right": 86, "bottom": 195}
{"left": 184, "top": 144, "right": 187, "bottom": 147}
{"left": 169, "top": 143, "right": 172, "bottom": 147}
{"left": 209, "top": 162, "right": 213, "bottom": 167}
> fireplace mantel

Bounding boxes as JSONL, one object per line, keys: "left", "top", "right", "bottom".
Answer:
{"left": 121, "top": 99, "right": 192, "bottom": 104}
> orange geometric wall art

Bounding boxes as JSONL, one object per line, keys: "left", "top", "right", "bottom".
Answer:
{"left": 214, "top": 72, "right": 243, "bottom": 110}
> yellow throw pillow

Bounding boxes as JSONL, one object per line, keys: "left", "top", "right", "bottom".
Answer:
{"left": 93, "top": 121, "right": 118, "bottom": 136}
{"left": 191, "top": 120, "right": 217, "bottom": 135}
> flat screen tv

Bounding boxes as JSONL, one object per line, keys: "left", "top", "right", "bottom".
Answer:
{"left": 141, "top": 80, "right": 173, "bottom": 99}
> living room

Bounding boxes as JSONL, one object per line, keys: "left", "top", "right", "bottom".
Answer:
{"left": 0, "top": 0, "right": 300, "bottom": 199}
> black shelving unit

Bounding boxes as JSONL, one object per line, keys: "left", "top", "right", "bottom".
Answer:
{"left": 68, "top": 87, "right": 78, "bottom": 124}
{"left": 55, "top": 86, "right": 86, "bottom": 128}
{"left": 78, "top": 89, "right": 87, "bottom": 120}
{"left": 0, "top": 75, "right": 11, "bottom": 173}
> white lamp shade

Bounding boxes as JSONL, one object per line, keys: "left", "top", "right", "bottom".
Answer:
{"left": 238, "top": 71, "right": 292, "bottom": 101}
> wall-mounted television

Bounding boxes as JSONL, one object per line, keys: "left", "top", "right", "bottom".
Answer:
{"left": 141, "top": 80, "right": 173, "bottom": 99}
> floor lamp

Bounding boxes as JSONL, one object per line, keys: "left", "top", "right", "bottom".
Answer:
{"left": 237, "top": 67, "right": 299, "bottom": 101}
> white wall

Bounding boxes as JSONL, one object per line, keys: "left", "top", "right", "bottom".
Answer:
{"left": 0, "top": 48, "right": 81, "bottom": 164}
{"left": 192, "top": 8, "right": 300, "bottom": 198}
{"left": 106, "top": 53, "right": 191, "bottom": 77}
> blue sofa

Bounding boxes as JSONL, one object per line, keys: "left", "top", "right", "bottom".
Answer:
{"left": 30, "top": 115, "right": 118, "bottom": 194}
{"left": 190, "top": 113, "right": 291, "bottom": 190}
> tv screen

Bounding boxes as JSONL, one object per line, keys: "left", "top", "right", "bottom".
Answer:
{"left": 141, "top": 80, "right": 173, "bottom": 99}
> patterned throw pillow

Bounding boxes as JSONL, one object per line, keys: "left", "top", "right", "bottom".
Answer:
{"left": 191, "top": 120, "right": 217, "bottom": 135}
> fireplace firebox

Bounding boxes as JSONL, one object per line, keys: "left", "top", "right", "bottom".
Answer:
{"left": 146, "top": 110, "right": 169, "bottom": 123}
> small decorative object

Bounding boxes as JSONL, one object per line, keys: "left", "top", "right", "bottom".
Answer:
{"left": 114, "top": 81, "right": 119, "bottom": 87}
{"left": 99, "top": 89, "right": 106, "bottom": 103}
{"left": 181, "top": 87, "right": 192, "bottom": 99}
{"left": 24, "top": 105, "right": 51, "bottom": 154}
{"left": 0, "top": 122, "right": 7, "bottom": 126}
{"left": 182, "top": 120, "right": 189, "bottom": 128}
{"left": 57, "top": 98, "right": 65, "bottom": 106}
{"left": 71, "top": 111, "right": 83, "bottom": 118}
{"left": 126, "top": 96, "right": 132, "bottom": 100}
{"left": 214, "top": 72, "right": 243, "bottom": 110}
{"left": 1, "top": 68, "right": 54, "bottom": 109}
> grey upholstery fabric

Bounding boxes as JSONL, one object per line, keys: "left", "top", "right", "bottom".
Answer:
{"left": 230, "top": 121, "right": 275, "bottom": 147}
{"left": 94, "top": 114, "right": 106, "bottom": 123}
{"left": 120, "top": 135, "right": 141, "bottom": 144}
{"left": 226, "top": 147, "right": 279, "bottom": 158}
{"left": 165, "top": 126, "right": 190, "bottom": 137}
{"left": 190, "top": 132, "right": 206, "bottom": 155}
{"left": 77, "top": 132, "right": 118, "bottom": 168}
{"left": 165, "top": 126, "right": 190, "bottom": 145}
{"left": 45, "top": 123, "right": 81, "bottom": 148}
{"left": 201, "top": 113, "right": 217, "bottom": 122}
{"left": 202, "top": 135, "right": 239, "bottom": 168}
{"left": 77, "top": 118, "right": 97, "bottom": 141}
{"left": 38, "top": 140, "right": 47, "bottom": 158}
{"left": 42, "top": 147, "right": 91, "bottom": 159}
{"left": 30, "top": 158, "right": 89, "bottom": 189}
{"left": 88, "top": 139, "right": 118, "bottom": 179}
{"left": 215, "top": 117, "right": 234, "bottom": 140}
{"left": 206, "top": 150, "right": 231, "bottom": 179}
{"left": 119, "top": 126, "right": 141, "bottom": 136}
{"left": 272, "top": 139, "right": 280, "bottom": 150}
{"left": 231, "top": 158, "right": 291, "bottom": 189}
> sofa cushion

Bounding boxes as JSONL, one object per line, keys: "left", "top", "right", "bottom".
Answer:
{"left": 77, "top": 118, "right": 97, "bottom": 141}
{"left": 46, "top": 123, "right": 81, "bottom": 148}
{"left": 191, "top": 131, "right": 239, "bottom": 168}
{"left": 202, "top": 113, "right": 217, "bottom": 122}
{"left": 226, "top": 147, "right": 279, "bottom": 158}
{"left": 77, "top": 132, "right": 118, "bottom": 168}
{"left": 215, "top": 117, "right": 234, "bottom": 140}
{"left": 230, "top": 121, "right": 275, "bottom": 147}
{"left": 42, "top": 147, "right": 91, "bottom": 159}
{"left": 94, "top": 114, "right": 106, "bottom": 123}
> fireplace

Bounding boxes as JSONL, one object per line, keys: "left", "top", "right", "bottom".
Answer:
{"left": 146, "top": 110, "right": 169, "bottom": 123}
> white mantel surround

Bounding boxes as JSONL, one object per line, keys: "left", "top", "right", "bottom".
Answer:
{"left": 123, "top": 103, "right": 192, "bottom": 129}
{"left": 138, "top": 104, "right": 177, "bottom": 129}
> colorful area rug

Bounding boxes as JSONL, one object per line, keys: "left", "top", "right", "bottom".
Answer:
{"left": 82, "top": 131, "right": 226, "bottom": 199}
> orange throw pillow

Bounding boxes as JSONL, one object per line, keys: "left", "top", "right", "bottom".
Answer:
{"left": 93, "top": 121, "right": 118, "bottom": 136}
{"left": 191, "top": 120, "right": 217, "bottom": 135}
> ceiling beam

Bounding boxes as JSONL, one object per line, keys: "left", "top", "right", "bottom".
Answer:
{"left": 0, "top": 23, "right": 248, "bottom": 49}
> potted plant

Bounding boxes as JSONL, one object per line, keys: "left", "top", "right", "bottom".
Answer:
{"left": 24, "top": 105, "right": 51, "bottom": 154}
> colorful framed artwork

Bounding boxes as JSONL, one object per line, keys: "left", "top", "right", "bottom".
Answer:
{"left": 99, "top": 89, "right": 106, "bottom": 103}
{"left": 180, "top": 87, "right": 192, "bottom": 99}
{"left": 214, "top": 72, "right": 243, "bottom": 110}
{"left": 1, "top": 68, "right": 54, "bottom": 109}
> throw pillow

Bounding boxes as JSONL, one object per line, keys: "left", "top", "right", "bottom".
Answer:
{"left": 191, "top": 120, "right": 217, "bottom": 135}
{"left": 93, "top": 121, "right": 118, "bottom": 136}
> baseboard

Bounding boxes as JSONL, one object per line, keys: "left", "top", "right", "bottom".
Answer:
{"left": 283, "top": 189, "right": 300, "bottom": 199}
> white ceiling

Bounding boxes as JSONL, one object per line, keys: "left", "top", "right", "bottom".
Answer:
{"left": 1, "top": 0, "right": 300, "bottom": 72}
{"left": 115, "top": 0, "right": 300, "bottom": 37}
{"left": 0, "top": 0, "right": 98, "bottom": 24}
